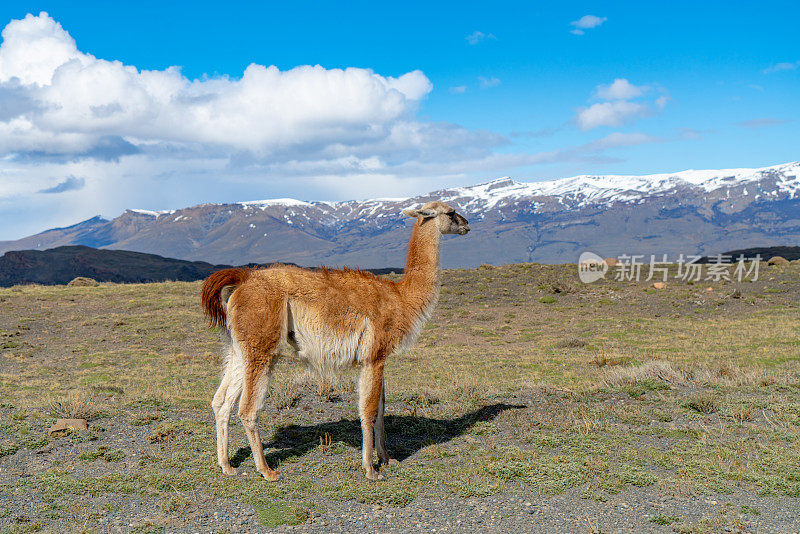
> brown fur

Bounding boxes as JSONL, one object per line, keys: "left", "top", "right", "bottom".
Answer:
{"left": 203, "top": 200, "right": 469, "bottom": 481}
{"left": 201, "top": 268, "right": 251, "bottom": 328}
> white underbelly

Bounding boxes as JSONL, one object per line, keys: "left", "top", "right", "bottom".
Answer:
{"left": 290, "top": 309, "right": 373, "bottom": 376}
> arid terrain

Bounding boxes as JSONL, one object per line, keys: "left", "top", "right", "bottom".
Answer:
{"left": 1, "top": 261, "right": 799, "bottom": 533}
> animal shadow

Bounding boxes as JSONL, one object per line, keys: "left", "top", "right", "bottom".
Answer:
{"left": 230, "top": 402, "right": 524, "bottom": 468}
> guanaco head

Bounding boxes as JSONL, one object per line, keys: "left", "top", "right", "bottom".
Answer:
{"left": 402, "top": 201, "right": 470, "bottom": 235}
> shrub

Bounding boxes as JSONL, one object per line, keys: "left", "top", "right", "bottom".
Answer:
{"left": 686, "top": 393, "right": 718, "bottom": 414}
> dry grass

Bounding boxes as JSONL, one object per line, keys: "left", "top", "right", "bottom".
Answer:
{"left": 602, "top": 361, "right": 690, "bottom": 389}
{"left": 536, "top": 270, "right": 575, "bottom": 294}
{"left": 318, "top": 432, "right": 333, "bottom": 455}
{"left": 47, "top": 390, "right": 98, "bottom": 420}
{"left": 656, "top": 478, "right": 696, "bottom": 498}
{"left": 686, "top": 393, "right": 719, "bottom": 414}
{"left": 728, "top": 405, "right": 755, "bottom": 423}
{"left": 556, "top": 336, "right": 587, "bottom": 349}
{"left": 603, "top": 360, "right": 800, "bottom": 391}
{"left": 270, "top": 376, "right": 301, "bottom": 410}
{"left": 293, "top": 369, "right": 352, "bottom": 401}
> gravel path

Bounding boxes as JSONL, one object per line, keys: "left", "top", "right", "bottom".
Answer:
{"left": 268, "top": 488, "right": 797, "bottom": 534}
{"left": 5, "top": 481, "right": 796, "bottom": 532}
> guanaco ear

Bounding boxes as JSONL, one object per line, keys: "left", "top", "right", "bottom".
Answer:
{"left": 402, "top": 208, "right": 438, "bottom": 218}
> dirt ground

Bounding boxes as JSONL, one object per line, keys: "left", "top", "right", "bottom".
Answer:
{"left": 1, "top": 261, "right": 799, "bottom": 533}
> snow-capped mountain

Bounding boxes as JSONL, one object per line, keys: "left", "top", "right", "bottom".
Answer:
{"left": 2, "top": 162, "right": 798, "bottom": 267}
{"left": 443, "top": 161, "right": 800, "bottom": 211}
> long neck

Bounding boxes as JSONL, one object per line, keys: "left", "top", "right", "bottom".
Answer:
{"left": 399, "top": 219, "right": 441, "bottom": 305}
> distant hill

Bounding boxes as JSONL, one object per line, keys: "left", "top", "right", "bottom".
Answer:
{"left": 1, "top": 162, "right": 798, "bottom": 268}
{"left": 702, "top": 246, "right": 800, "bottom": 262}
{"left": 0, "top": 246, "right": 233, "bottom": 287}
{"left": 0, "top": 246, "right": 402, "bottom": 287}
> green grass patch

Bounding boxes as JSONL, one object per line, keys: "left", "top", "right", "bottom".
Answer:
{"left": 250, "top": 498, "right": 308, "bottom": 528}
{"left": 651, "top": 514, "right": 680, "bottom": 525}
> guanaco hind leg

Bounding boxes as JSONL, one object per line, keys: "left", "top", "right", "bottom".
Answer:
{"left": 238, "top": 359, "right": 280, "bottom": 481}
{"left": 212, "top": 345, "right": 242, "bottom": 475}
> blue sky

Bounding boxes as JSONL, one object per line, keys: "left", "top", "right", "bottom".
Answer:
{"left": 0, "top": 1, "right": 797, "bottom": 239}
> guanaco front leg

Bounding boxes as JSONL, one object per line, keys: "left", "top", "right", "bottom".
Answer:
{"left": 359, "top": 360, "right": 385, "bottom": 480}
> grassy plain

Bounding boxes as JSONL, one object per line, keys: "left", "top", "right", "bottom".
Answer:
{"left": 0, "top": 262, "right": 799, "bottom": 532}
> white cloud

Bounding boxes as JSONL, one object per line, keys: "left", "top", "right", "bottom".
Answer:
{"left": 572, "top": 15, "right": 607, "bottom": 28}
{"left": 0, "top": 12, "right": 437, "bottom": 160}
{"left": 465, "top": 31, "right": 496, "bottom": 45}
{"left": 510, "top": 126, "right": 561, "bottom": 138}
{"left": 762, "top": 61, "right": 799, "bottom": 74}
{"left": 575, "top": 79, "right": 668, "bottom": 130}
{"left": 575, "top": 101, "right": 647, "bottom": 130}
{"left": 478, "top": 76, "right": 501, "bottom": 88}
{"left": 581, "top": 132, "right": 660, "bottom": 151}
{"left": 570, "top": 15, "right": 607, "bottom": 35}
{"left": 678, "top": 127, "right": 712, "bottom": 140}
{"left": 449, "top": 85, "right": 467, "bottom": 94}
{"left": 736, "top": 117, "right": 792, "bottom": 129}
{"left": 595, "top": 79, "right": 646, "bottom": 100}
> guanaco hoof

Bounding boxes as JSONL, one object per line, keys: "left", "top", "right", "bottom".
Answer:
{"left": 261, "top": 470, "right": 281, "bottom": 482}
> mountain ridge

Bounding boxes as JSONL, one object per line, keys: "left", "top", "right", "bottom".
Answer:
{"left": 123, "top": 160, "right": 800, "bottom": 218}
{"left": 1, "top": 161, "right": 798, "bottom": 267}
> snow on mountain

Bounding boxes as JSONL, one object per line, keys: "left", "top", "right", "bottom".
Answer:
{"left": 439, "top": 161, "right": 800, "bottom": 214}
{"left": 127, "top": 208, "right": 177, "bottom": 217}
{"left": 146, "top": 161, "right": 799, "bottom": 224}
{"left": 239, "top": 198, "right": 314, "bottom": 209}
